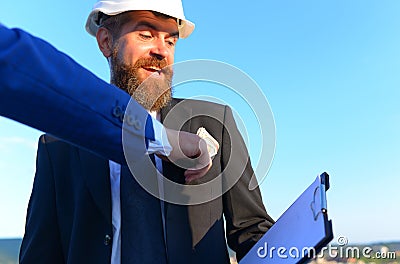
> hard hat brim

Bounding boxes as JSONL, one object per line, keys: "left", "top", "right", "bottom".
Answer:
{"left": 85, "top": 9, "right": 195, "bottom": 39}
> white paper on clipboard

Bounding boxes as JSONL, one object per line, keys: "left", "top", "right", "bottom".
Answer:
{"left": 240, "top": 172, "right": 333, "bottom": 264}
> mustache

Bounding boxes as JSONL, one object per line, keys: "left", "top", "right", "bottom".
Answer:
{"left": 134, "top": 57, "right": 169, "bottom": 70}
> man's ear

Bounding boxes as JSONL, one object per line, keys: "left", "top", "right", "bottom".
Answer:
{"left": 96, "top": 28, "right": 113, "bottom": 58}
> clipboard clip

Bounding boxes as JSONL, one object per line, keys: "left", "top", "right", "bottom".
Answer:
{"left": 310, "top": 172, "right": 329, "bottom": 221}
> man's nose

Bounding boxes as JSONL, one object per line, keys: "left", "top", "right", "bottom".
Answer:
{"left": 149, "top": 38, "right": 169, "bottom": 60}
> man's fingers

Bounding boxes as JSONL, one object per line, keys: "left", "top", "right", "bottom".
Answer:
{"left": 197, "top": 138, "right": 211, "bottom": 166}
{"left": 184, "top": 140, "right": 212, "bottom": 183}
{"left": 184, "top": 161, "right": 212, "bottom": 183}
{"left": 163, "top": 128, "right": 213, "bottom": 182}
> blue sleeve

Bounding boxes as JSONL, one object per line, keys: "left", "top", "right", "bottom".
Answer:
{"left": 0, "top": 25, "right": 155, "bottom": 163}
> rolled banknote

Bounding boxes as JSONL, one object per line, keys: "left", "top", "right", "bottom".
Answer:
{"left": 196, "top": 127, "right": 220, "bottom": 158}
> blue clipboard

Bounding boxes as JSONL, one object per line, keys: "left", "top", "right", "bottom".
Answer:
{"left": 240, "top": 172, "right": 333, "bottom": 264}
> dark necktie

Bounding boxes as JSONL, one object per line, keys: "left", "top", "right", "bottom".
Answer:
{"left": 120, "top": 157, "right": 167, "bottom": 264}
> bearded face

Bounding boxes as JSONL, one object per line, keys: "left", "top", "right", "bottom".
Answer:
{"left": 110, "top": 47, "right": 173, "bottom": 112}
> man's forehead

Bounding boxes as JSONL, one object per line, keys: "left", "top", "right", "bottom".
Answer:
{"left": 124, "top": 10, "right": 178, "bottom": 31}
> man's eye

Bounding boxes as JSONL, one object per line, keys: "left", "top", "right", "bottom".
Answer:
{"left": 139, "top": 33, "right": 152, "bottom": 40}
{"left": 166, "top": 38, "right": 177, "bottom": 47}
{"left": 167, "top": 40, "right": 175, "bottom": 47}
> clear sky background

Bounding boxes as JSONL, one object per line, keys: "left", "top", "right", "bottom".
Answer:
{"left": 0, "top": 0, "right": 399, "bottom": 245}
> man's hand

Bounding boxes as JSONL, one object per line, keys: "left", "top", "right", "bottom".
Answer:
{"left": 158, "top": 128, "right": 212, "bottom": 183}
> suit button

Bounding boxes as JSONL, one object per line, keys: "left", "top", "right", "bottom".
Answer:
{"left": 133, "top": 119, "right": 141, "bottom": 130}
{"left": 112, "top": 106, "right": 123, "bottom": 118}
{"left": 104, "top": 234, "right": 112, "bottom": 246}
{"left": 126, "top": 114, "right": 142, "bottom": 130}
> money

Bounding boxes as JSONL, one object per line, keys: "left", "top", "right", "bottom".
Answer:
{"left": 196, "top": 127, "right": 219, "bottom": 158}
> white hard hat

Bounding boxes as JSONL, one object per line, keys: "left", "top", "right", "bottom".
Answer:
{"left": 85, "top": 0, "right": 195, "bottom": 38}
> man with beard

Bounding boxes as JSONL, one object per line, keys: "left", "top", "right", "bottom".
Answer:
{"left": 20, "top": 0, "right": 274, "bottom": 263}
{"left": 0, "top": 24, "right": 210, "bottom": 168}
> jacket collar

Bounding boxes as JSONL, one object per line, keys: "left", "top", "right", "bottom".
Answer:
{"left": 160, "top": 98, "right": 192, "bottom": 132}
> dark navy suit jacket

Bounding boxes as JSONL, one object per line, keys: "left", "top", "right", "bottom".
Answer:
{"left": 20, "top": 98, "right": 274, "bottom": 263}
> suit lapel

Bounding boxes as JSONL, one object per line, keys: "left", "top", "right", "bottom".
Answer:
{"left": 160, "top": 98, "right": 192, "bottom": 132}
{"left": 77, "top": 149, "right": 112, "bottom": 225}
{"left": 160, "top": 98, "right": 192, "bottom": 182}
{"left": 160, "top": 99, "right": 220, "bottom": 247}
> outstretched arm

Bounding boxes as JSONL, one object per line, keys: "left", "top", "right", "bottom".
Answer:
{"left": 0, "top": 25, "right": 148, "bottom": 162}
{"left": 0, "top": 25, "right": 211, "bottom": 177}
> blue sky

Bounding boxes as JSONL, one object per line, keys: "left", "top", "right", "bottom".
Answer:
{"left": 0, "top": 0, "right": 399, "bottom": 245}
